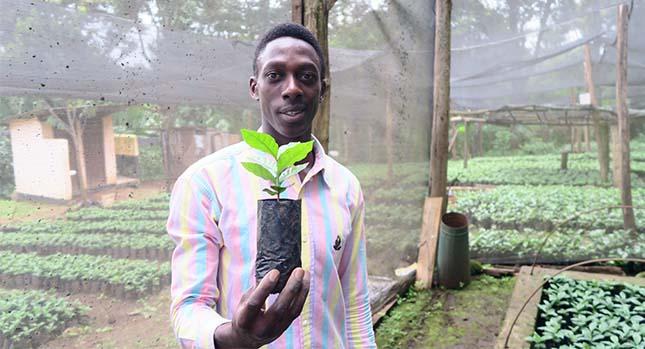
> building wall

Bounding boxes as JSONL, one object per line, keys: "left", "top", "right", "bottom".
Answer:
{"left": 9, "top": 118, "right": 72, "bottom": 200}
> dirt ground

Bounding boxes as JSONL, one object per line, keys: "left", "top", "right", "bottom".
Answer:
{"left": 43, "top": 287, "right": 177, "bottom": 349}
{"left": 2, "top": 180, "right": 176, "bottom": 348}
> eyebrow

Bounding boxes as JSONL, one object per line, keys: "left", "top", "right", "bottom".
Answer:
{"left": 262, "top": 61, "right": 319, "bottom": 72}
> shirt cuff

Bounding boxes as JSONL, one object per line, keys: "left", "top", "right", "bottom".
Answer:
{"left": 175, "top": 305, "right": 231, "bottom": 349}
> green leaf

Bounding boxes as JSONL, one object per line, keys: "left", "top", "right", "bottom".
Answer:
{"left": 270, "top": 185, "right": 287, "bottom": 195}
{"left": 241, "top": 129, "right": 278, "bottom": 158}
{"left": 277, "top": 141, "right": 313, "bottom": 174}
{"left": 247, "top": 155, "right": 277, "bottom": 177}
{"left": 262, "top": 188, "right": 278, "bottom": 196}
{"left": 279, "top": 163, "right": 308, "bottom": 183}
{"left": 241, "top": 162, "right": 276, "bottom": 181}
{"left": 277, "top": 142, "right": 300, "bottom": 158}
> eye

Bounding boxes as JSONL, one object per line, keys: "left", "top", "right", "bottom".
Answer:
{"left": 301, "top": 72, "right": 316, "bottom": 81}
{"left": 265, "top": 71, "right": 280, "bottom": 80}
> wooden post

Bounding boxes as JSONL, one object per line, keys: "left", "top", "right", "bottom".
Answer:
{"left": 477, "top": 122, "right": 483, "bottom": 157}
{"left": 449, "top": 125, "right": 458, "bottom": 159}
{"left": 416, "top": 197, "right": 444, "bottom": 288}
{"left": 386, "top": 89, "right": 394, "bottom": 181}
{"left": 294, "top": 0, "right": 337, "bottom": 151}
{"left": 429, "top": 0, "right": 452, "bottom": 200}
{"left": 615, "top": 4, "right": 636, "bottom": 231}
{"left": 584, "top": 126, "right": 590, "bottom": 152}
{"left": 342, "top": 120, "right": 350, "bottom": 162}
{"left": 561, "top": 151, "right": 568, "bottom": 170}
{"left": 611, "top": 126, "right": 621, "bottom": 187}
{"left": 583, "top": 44, "right": 610, "bottom": 181}
{"left": 463, "top": 120, "right": 469, "bottom": 168}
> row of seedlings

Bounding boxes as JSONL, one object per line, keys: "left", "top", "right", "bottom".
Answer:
{"left": 0, "top": 232, "right": 173, "bottom": 261}
{"left": 0, "top": 289, "right": 89, "bottom": 349}
{"left": 0, "top": 251, "right": 171, "bottom": 300}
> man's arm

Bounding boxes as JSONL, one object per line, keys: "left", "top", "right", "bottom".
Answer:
{"left": 338, "top": 186, "right": 377, "bottom": 348}
{"left": 168, "top": 170, "right": 311, "bottom": 349}
{"left": 167, "top": 171, "right": 230, "bottom": 349}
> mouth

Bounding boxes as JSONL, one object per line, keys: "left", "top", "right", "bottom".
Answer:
{"left": 278, "top": 106, "right": 306, "bottom": 119}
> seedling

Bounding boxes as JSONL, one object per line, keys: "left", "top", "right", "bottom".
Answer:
{"left": 240, "top": 129, "right": 313, "bottom": 200}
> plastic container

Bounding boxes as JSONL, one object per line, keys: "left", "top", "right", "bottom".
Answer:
{"left": 437, "top": 212, "right": 470, "bottom": 289}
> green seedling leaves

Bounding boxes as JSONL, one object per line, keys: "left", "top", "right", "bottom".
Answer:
{"left": 277, "top": 141, "right": 313, "bottom": 174}
{"left": 241, "top": 162, "right": 275, "bottom": 181}
{"left": 279, "top": 163, "right": 308, "bottom": 183}
{"left": 241, "top": 129, "right": 278, "bottom": 157}
{"left": 240, "top": 129, "right": 313, "bottom": 200}
{"left": 528, "top": 276, "right": 645, "bottom": 348}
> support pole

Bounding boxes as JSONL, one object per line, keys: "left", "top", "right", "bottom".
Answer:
{"left": 463, "top": 120, "right": 469, "bottom": 169}
{"left": 561, "top": 151, "right": 568, "bottom": 171}
{"left": 583, "top": 44, "right": 610, "bottom": 181}
{"left": 386, "top": 89, "right": 394, "bottom": 181}
{"left": 615, "top": 4, "right": 636, "bottom": 231}
{"left": 611, "top": 126, "right": 621, "bottom": 187}
{"left": 428, "top": 0, "right": 452, "bottom": 202}
{"left": 477, "top": 122, "right": 483, "bottom": 156}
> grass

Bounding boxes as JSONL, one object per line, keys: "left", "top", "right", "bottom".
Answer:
{"left": 0, "top": 199, "right": 39, "bottom": 220}
{"left": 375, "top": 275, "right": 516, "bottom": 348}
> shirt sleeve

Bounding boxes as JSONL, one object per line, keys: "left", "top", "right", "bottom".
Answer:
{"left": 167, "top": 171, "right": 230, "bottom": 349}
{"left": 338, "top": 185, "right": 377, "bottom": 348}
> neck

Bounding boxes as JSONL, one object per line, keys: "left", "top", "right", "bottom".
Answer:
{"left": 260, "top": 121, "right": 312, "bottom": 146}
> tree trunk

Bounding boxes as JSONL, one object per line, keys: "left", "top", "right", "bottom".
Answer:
{"left": 294, "top": 0, "right": 336, "bottom": 151}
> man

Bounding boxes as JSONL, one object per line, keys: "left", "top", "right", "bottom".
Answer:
{"left": 167, "top": 23, "right": 376, "bottom": 348}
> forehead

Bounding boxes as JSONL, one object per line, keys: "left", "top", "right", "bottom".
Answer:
{"left": 258, "top": 37, "right": 320, "bottom": 70}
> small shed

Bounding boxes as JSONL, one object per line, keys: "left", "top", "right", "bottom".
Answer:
{"left": 161, "top": 127, "right": 241, "bottom": 187}
{"left": 8, "top": 106, "right": 136, "bottom": 202}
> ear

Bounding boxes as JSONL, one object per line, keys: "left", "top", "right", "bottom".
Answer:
{"left": 249, "top": 76, "right": 259, "bottom": 101}
{"left": 319, "top": 78, "right": 328, "bottom": 102}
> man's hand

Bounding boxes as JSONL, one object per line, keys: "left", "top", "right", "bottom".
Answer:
{"left": 213, "top": 268, "right": 310, "bottom": 348}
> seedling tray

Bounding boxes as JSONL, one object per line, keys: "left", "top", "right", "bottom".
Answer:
{"left": 495, "top": 266, "right": 645, "bottom": 349}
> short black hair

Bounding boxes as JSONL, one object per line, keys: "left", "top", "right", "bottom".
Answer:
{"left": 253, "top": 23, "right": 326, "bottom": 81}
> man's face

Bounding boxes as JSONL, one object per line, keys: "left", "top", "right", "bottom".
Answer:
{"left": 250, "top": 37, "right": 324, "bottom": 144}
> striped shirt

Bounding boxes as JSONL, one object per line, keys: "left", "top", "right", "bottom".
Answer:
{"left": 167, "top": 135, "right": 376, "bottom": 349}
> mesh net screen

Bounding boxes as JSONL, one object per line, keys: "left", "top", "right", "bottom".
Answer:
{"left": 0, "top": 1, "right": 643, "bottom": 345}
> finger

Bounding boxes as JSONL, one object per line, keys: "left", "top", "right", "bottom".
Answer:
{"left": 288, "top": 270, "right": 310, "bottom": 318}
{"left": 237, "top": 270, "right": 279, "bottom": 325}
{"left": 234, "top": 286, "right": 255, "bottom": 328}
{"left": 266, "top": 268, "right": 304, "bottom": 319}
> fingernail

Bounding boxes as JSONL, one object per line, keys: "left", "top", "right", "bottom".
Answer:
{"left": 295, "top": 268, "right": 304, "bottom": 279}
{"left": 270, "top": 270, "right": 279, "bottom": 282}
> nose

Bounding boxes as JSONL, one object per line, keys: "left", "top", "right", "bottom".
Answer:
{"left": 282, "top": 75, "right": 303, "bottom": 100}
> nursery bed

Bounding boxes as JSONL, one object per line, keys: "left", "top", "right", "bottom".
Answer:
{"left": 496, "top": 266, "right": 645, "bottom": 349}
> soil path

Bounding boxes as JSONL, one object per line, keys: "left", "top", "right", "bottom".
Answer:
{"left": 43, "top": 286, "right": 177, "bottom": 349}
